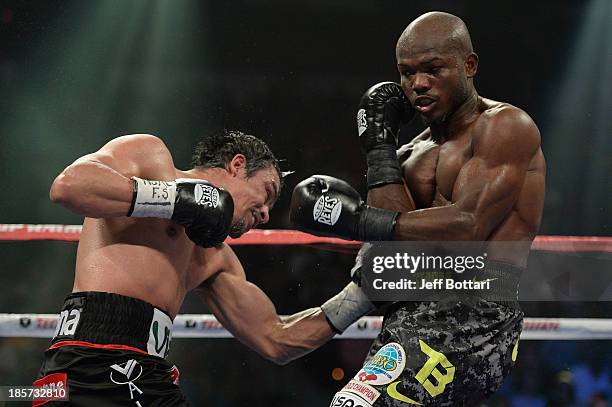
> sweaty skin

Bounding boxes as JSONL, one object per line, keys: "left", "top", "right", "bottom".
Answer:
{"left": 50, "top": 134, "right": 334, "bottom": 364}
{"left": 368, "top": 12, "right": 546, "bottom": 268}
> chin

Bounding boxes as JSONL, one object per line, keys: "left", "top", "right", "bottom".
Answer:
{"left": 228, "top": 230, "right": 244, "bottom": 239}
{"left": 421, "top": 111, "right": 447, "bottom": 126}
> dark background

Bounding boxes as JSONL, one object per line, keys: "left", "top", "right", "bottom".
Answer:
{"left": 0, "top": 1, "right": 610, "bottom": 406}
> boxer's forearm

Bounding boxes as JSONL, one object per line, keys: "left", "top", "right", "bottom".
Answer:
{"left": 198, "top": 269, "right": 336, "bottom": 366}
{"left": 50, "top": 159, "right": 134, "bottom": 218}
{"left": 270, "top": 308, "right": 336, "bottom": 365}
{"left": 394, "top": 204, "right": 476, "bottom": 241}
{"left": 367, "top": 183, "right": 416, "bottom": 212}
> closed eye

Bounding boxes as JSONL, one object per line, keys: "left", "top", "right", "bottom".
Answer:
{"left": 266, "top": 181, "right": 280, "bottom": 210}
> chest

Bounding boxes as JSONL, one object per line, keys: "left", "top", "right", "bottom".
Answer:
{"left": 401, "top": 136, "right": 472, "bottom": 208}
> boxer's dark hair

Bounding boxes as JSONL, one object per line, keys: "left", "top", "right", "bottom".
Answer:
{"left": 192, "top": 129, "right": 281, "bottom": 179}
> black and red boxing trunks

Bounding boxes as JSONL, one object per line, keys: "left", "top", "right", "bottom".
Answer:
{"left": 33, "top": 292, "right": 190, "bottom": 406}
{"left": 332, "top": 261, "right": 524, "bottom": 407}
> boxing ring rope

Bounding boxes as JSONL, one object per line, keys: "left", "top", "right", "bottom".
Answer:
{"left": 2, "top": 224, "right": 611, "bottom": 340}
{"left": 1, "top": 314, "right": 611, "bottom": 340}
{"left": 2, "top": 224, "right": 612, "bottom": 252}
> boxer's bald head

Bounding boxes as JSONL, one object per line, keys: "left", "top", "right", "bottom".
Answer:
{"left": 397, "top": 12, "right": 473, "bottom": 59}
{"left": 396, "top": 12, "right": 478, "bottom": 126}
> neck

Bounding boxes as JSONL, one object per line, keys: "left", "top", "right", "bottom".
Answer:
{"left": 429, "top": 89, "right": 480, "bottom": 142}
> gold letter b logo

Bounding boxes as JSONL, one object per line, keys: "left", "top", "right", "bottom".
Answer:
{"left": 414, "top": 340, "right": 455, "bottom": 397}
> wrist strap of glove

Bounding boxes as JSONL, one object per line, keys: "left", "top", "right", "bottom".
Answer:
{"left": 350, "top": 242, "right": 372, "bottom": 285}
{"left": 321, "top": 282, "right": 375, "bottom": 333}
{"left": 358, "top": 207, "right": 398, "bottom": 241}
{"left": 128, "top": 177, "right": 176, "bottom": 219}
{"left": 366, "top": 144, "right": 403, "bottom": 189}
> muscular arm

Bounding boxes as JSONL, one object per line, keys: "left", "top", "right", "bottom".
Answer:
{"left": 394, "top": 108, "right": 541, "bottom": 241}
{"left": 49, "top": 134, "right": 175, "bottom": 217}
{"left": 196, "top": 246, "right": 335, "bottom": 365}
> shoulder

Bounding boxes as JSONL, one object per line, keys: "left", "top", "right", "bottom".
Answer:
{"left": 193, "top": 243, "right": 246, "bottom": 291}
{"left": 102, "top": 134, "right": 171, "bottom": 157}
{"left": 101, "top": 134, "right": 176, "bottom": 179}
{"left": 213, "top": 243, "right": 246, "bottom": 278}
{"left": 473, "top": 101, "right": 541, "bottom": 161}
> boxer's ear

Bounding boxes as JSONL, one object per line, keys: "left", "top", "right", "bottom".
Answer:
{"left": 465, "top": 52, "right": 478, "bottom": 78}
{"left": 227, "top": 154, "right": 247, "bottom": 177}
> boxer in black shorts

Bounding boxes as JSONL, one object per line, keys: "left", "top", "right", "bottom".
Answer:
{"left": 290, "top": 11, "right": 545, "bottom": 406}
{"left": 35, "top": 130, "right": 373, "bottom": 405}
{"left": 36, "top": 292, "right": 185, "bottom": 406}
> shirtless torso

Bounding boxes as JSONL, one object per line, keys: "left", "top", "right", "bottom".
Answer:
{"left": 395, "top": 98, "right": 546, "bottom": 267}
{"left": 50, "top": 133, "right": 335, "bottom": 361}
{"left": 75, "top": 199, "right": 225, "bottom": 317}
{"left": 70, "top": 136, "right": 247, "bottom": 317}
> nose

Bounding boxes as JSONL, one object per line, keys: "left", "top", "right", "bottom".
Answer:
{"left": 259, "top": 206, "right": 270, "bottom": 225}
{"left": 412, "top": 72, "right": 431, "bottom": 94}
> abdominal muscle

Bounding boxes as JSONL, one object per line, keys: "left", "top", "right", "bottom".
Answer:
{"left": 73, "top": 217, "right": 202, "bottom": 318}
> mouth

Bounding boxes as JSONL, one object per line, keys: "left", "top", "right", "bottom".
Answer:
{"left": 413, "top": 96, "right": 437, "bottom": 114}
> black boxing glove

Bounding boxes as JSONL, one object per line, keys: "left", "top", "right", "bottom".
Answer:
{"left": 357, "top": 82, "right": 414, "bottom": 188}
{"left": 289, "top": 175, "right": 398, "bottom": 241}
{"left": 128, "top": 177, "right": 234, "bottom": 247}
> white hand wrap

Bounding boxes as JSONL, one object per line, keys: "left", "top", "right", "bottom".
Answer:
{"left": 128, "top": 177, "right": 177, "bottom": 219}
{"left": 321, "top": 282, "right": 375, "bottom": 333}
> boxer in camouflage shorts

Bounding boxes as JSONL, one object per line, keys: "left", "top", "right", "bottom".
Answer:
{"left": 290, "top": 11, "right": 544, "bottom": 407}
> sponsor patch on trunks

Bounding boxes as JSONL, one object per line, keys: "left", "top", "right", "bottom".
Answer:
{"left": 32, "top": 372, "right": 68, "bottom": 406}
{"left": 354, "top": 342, "right": 406, "bottom": 385}
{"left": 341, "top": 379, "right": 380, "bottom": 404}
{"left": 330, "top": 390, "right": 373, "bottom": 407}
{"left": 147, "top": 308, "right": 173, "bottom": 358}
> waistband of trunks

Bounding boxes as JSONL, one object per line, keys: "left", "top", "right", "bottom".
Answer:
{"left": 476, "top": 260, "right": 523, "bottom": 307}
{"left": 402, "top": 259, "right": 523, "bottom": 309}
{"left": 439, "top": 260, "right": 523, "bottom": 309}
{"left": 51, "top": 291, "right": 173, "bottom": 359}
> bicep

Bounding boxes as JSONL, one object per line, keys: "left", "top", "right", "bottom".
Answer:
{"left": 196, "top": 254, "right": 281, "bottom": 353}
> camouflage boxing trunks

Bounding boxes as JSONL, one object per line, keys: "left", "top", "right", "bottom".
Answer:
{"left": 332, "top": 262, "right": 523, "bottom": 407}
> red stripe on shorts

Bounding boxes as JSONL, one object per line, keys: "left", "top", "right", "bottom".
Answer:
{"left": 48, "top": 340, "right": 148, "bottom": 355}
